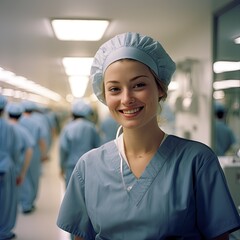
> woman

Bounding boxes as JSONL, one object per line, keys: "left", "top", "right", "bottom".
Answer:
{"left": 57, "top": 32, "right": 240, "bottom": 240}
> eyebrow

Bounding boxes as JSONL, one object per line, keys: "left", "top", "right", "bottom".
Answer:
{"left": 105, "top": 75, "right": 149, "bottom": 85}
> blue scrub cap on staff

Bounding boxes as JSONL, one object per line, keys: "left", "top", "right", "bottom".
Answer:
{"left": 0, "top": 94, "right": 7, "bottom": 110}
{"left": 6, "top": 103, "right": 23, "bottom": 116}
{"left": 72, "top": 100, "right": 93, "bottom": 117}
{"left": 90, "top": 32, "right": 176, "bottom": 104}
{"left": 21, "top": 100, "right": 37, "bottom": 112}
{"left": 214, "top": 101, "right": 225, "bottom": 113}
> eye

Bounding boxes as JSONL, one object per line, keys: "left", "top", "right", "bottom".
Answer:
{"left": 133, "top": 82, "right": 146, "bottom": 89}
{"left": 108, "top": 86, "right": 120, "bottom": 93}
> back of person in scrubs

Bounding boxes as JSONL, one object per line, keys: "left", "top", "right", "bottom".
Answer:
{"left": 0, "top": 95, "right": 21, "bottom": 240}
{"left": 19, "top": 100, "right": 47, "bottom": 213}
{"left": 99, "top": 113, "right": 119, "bottom": 144}
{"left": 214, "top": 102, "right": 237, "bottom": 156}
{"left": 6, "top": 102, "right": 34, "bottom": 187}
{"left": 59, "top": 99, "right": 100, "bottom": 187}
{"left": 57, "top": 32, "right": 240, "bottom": 240}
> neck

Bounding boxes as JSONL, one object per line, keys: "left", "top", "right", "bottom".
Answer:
{"left": 9, "top": 118, "right": 18, "bottom": 124}
{"left": 122, "top": 122, "right": 164, "bottom": 156}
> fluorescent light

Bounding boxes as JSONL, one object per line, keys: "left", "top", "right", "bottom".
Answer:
{"left": 213, "top": 80, "right": 240, "bottom": 90}
{"left": 0, "top": 68, "right": 62, "bottom": 102}
{"left": 213, "top": 90, "right": 225, "bottom": 100}
{"left": 62, "top": 57, "right": 93, "bottom": 76}
{"left": 68, "top": 76, "right": 89, "bottom": 98}
{"left": 234, "top": 36, "right": 240, "bottom": 44}
{"left": 0, "top": 70, "right": 15, "bottom": 78}
{"left": 169, "top": 81, "right": 179, "bottom": 91}
{"left": 51, "top": 19, "right": 109, "bottom": 41}
{"left": 213, "top": 61, "right": 240, "bottom": 73}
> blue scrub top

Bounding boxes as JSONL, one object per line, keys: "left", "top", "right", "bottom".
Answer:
{"left": 11, "top": 123, "right": 35, "bottom": 174}
{"left": 59, "top": 118, "right": 100, "bottom": 169}
{"left": 57, "top": 135, "right": 240, "bottom": 240}
{"left": 0, "top": 118, "right": 21, "bottom": 171}
{"left": 214, "top": 120, "right": 236, "bottom": 156}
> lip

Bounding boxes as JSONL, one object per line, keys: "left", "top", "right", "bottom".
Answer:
{"left": 119, "top": 107, "right": 144, "bottom": 116}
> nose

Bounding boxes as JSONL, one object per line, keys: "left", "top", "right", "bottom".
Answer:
{"left": 121, "top": 89, "right": 135, "bottom": 105}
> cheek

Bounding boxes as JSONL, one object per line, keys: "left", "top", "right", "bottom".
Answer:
{"left": 105, "top": 95, "right": 118, "bottom": 110}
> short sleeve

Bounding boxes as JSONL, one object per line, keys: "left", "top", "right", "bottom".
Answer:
{"left": 56, "top": 164, "right": 96, "bottom": 240}
{"left": 196, "top": 155, "right": 240, "bottom": 238}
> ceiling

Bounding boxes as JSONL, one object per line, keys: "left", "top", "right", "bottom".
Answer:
{"left": 0, "top": 0, "right": 218, "bottom": 105}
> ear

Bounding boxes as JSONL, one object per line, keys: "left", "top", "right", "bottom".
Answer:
{"left": 158, "top": 88, "right": 164, "bottom": 101}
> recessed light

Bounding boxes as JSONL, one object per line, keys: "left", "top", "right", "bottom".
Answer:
{"left": 51, "top": 19, "right": 109, "bottom": 41}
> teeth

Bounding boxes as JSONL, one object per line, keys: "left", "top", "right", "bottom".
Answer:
{"left": 123, "top": 108, "right": 140, "bottom": 114}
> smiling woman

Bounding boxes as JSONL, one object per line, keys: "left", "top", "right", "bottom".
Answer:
{"left": 56, "top": 32, "right": 240, "bottom": 240}
{"left": 104, "top": 60, "right": 162, "bottom": 131}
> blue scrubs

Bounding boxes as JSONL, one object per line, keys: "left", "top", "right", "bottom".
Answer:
{"left": 19, "top": 114, "right": 45, "bottom": 211}
{"left": 59, "top": 118, "right": 100, "bottom": 186}
{"left": 31, "top": 111, "right": 51, "bottom": 153}
{"left": 99, "top": 116, "right": 119, "bottom": 144}
{"left": 0, "top": 118, "right": 21, "bottom": 239}
{"left": 214, "top": 119, "right": 236, "bottom": 156}
{"left": 57, "top": 135, "right": 240, "bottom": 239}
{"left": 10, "top": 123, "right": 35, "bottom": 176}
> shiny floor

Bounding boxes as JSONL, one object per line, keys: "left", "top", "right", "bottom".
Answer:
{"left": 14, "top": 138, "right": 70, "bottom": 240}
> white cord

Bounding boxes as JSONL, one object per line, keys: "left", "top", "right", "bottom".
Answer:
{"left": 115, "top": 125, "right": 128, "bottom": 192}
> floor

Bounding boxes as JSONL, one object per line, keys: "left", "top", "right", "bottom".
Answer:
{"left": 14, "top": 138, "right": 71, "bottom": 240}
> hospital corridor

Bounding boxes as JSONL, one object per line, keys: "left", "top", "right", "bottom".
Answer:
{"left": 1, "top": 0, "right": 240, "bottom": 239}
{"left": 13, "top": 138, "right": 70, "bottom": 240}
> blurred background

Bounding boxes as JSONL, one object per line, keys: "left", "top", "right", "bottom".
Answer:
{"left": 0, "top": 0, "right": 239, "bottom": 239}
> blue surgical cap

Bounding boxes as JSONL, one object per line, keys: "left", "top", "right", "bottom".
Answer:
{"left": 0, "top": 95, "right": 7, "bottom": 110}
{"left": 72, "top": 100, "right": 93, "bottom": 117}
{"left": 90, "top": 32, "right": 176, "bottom": 104}
{"left": 214, "top": 102, "right": 226, "bottom": 113}
{"left": 21, "top": 100, "right": 37, "bottom": 112}
{"left": 6, "top": 103, "right": 23, "bottom": 116}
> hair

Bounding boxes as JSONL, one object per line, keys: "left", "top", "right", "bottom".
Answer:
{"left": 216, "top": 109, "right": 225, "bottom": 119}
{"left": 148, "top": 68, "right": 168, "bottom": 101}
{"left": 72, "top": 114, "right": 85, "bottom": 120}
{"left": 9, "top": 113, "right": 21, "bottom": 120}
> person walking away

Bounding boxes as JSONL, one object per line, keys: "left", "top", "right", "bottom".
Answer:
{"left": 214, "top": 102, "right": 237, "bottom": 156}
{"left": 0, "top": 95, "right": 22, "bottom": 240}
{"left": 59, "top": 99, "right": 100, "bottom": 187}
{"left": 18, "top": 100, "right": 47, "bottom": 213}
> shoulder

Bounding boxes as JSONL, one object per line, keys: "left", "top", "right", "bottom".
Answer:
{"left": 166, "top": 135, "right": 213, "bottom": 152}
{"left": 75, "top": 141, "right": 116, "bottom": 169}
{"left": 164, "top": 135, "right": 218, "bottom": 168}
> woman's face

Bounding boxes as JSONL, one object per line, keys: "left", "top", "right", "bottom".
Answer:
{"left": 104, "top": 59, "right": 163, "bottom": 130}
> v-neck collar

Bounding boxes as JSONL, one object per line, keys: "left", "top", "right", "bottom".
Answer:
{"left": 111, "top": 135, "right": 174, "bottom": 206}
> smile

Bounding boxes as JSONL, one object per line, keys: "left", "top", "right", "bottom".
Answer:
{"left": 121, "top": 107, "right": 143, "bottom": 114}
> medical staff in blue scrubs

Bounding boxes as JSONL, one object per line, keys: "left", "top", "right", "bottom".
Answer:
{"left": 57, "top": 32, "right": 240, "bottom": 240}
{"left": 59, "top": 99, "right": 100, "bottom": 187}
{"left": 6, "top": 102, "right": 34, "bottom": 186}
{"left": 30, "top": 104, "right": 52, "bottom": 160}
{"left": 0, "top": 95, "right": 21, "bottom": 240}
{"left": 19, "top": 100, "right": 47, "bottom": 213}
{"left": 214, "top": 102, "right": 236, "bottom": 156}
{"left": 99, "top": 113, "right": 119, "bottom": 144}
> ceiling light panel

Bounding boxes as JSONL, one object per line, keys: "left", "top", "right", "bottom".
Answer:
{"left": 62, "top": 57, "right": 94, "bottom": 76}
{"left": 213, "top": 61, "right": 240, "bottom": 73}
{"left": 68, "top": 76, "right": 89, "bottom": 98}
{"left": 234, "top": 36, "right": 240, "bottom": 44}
{"left": 51, "top": 19, "right": 109, "bottom": 41}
